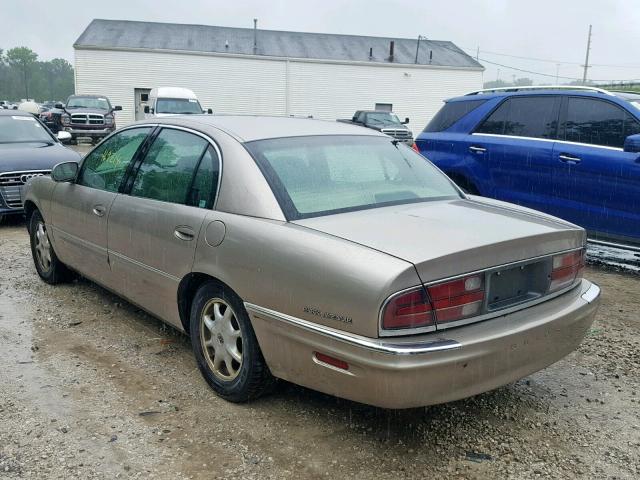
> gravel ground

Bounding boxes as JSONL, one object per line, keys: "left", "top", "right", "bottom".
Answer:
{"left": 1, "top": 218, "right": 639, "bottom": 479}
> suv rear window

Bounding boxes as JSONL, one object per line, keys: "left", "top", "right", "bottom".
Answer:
{"left": 424, "top": 100, "right": 486, "bottom": 132}
{"left": 476, "top": 96, "right": 560, "bottom": 139}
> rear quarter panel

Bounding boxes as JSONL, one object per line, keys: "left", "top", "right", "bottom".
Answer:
{"left": 192, "top": 211, "right": 422, "bottom": 338}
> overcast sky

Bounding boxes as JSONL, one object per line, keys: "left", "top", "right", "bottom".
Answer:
{"left": 3, "top": 0, "right": 640, "bottom": 84}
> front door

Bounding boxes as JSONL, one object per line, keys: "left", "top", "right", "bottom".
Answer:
{"left": 49, "top": 127, "right": 153, "bottom": 282}
{"left": 107, "top": 127, "right": 220, "bottom": 328}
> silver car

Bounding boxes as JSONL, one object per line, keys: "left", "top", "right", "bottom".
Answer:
{"left": 22, "top": 116, "right": 601, "bottom": 408}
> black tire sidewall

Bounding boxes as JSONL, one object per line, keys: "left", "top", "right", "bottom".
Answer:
{"left": 29, "top": 211, "right": 70, "bottom": 284}
{"left": 189, "top": 282, "right": 264, "bottom": 402}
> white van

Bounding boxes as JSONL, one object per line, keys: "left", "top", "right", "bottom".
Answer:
{"left": 144, "top": 87, "right": 211, "bottom": 117}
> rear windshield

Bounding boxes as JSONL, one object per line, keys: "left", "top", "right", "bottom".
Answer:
{"left": 424, "top": 99, "right": 486, "bottom": 132}
{"left": 245, "top": 135, "right": 461, "bottom": 220}
{"left": 156, "top": 98, "right": 202, "bottom": 114}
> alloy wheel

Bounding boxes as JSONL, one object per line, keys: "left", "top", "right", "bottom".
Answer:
{"left": 200, "top": 298, "right": 243, "bottom": 381}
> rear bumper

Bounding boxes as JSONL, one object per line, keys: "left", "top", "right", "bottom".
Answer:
{"left": 247, "top": 279, "right": 600, "bottom": 409}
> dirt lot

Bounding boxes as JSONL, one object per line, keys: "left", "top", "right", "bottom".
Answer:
{"left": 1, "top": 219, "right": 639, "bottom": 479}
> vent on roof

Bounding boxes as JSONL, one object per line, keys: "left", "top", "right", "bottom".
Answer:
{"left": 389, "top": 41, "right": 394, "bottom": 62}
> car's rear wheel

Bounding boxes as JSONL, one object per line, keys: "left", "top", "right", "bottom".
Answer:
{"left": 190, "top": 282, "right": 274, "bottom": 402}
{"left": 29, "top": 211, "right": 74, "bottom": 284}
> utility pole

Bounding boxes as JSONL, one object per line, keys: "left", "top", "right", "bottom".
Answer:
{"left": 581, "top": 24, "right": 592, "bottom": 85}
{"left": 476, "top": 46, "right": 479, "bottom": 61}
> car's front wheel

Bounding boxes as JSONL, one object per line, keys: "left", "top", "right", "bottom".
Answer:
{"left": 29, "top": 210, "right": 74, "bottom": 284}
{"left": 190, "top": 281, "right": 274, "bottom": 402}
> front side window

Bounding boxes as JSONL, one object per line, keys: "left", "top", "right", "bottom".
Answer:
{"left": 424, "top": 99, "right": 486, "bottom": 132}
{"left": 155, "top": 98, "right": 202, "bottom": 114}
{"left": 476, "top": 96, "right": 559, "bottom": 139}
{"left": 564, "top": 97, "right": 638, "bottom": 148}
{"left": 246, "top": 135, "right": 461, "bottom": 219}
{"left": 77, "top": 127, "right": 151, "bottom": 192}
{"left": 130, "top": 128, "right": 209, "bottom": 204}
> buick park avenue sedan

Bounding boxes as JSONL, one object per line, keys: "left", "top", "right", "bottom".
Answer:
{"left": 22, "top": 116, "right": 601, "bottom": 409}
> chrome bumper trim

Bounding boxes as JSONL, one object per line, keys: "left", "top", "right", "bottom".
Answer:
{"left": 580, "top": 283, "right": 601, "bottom": 304}
{"left": 245, "top": 303, "right": 461, "bottom": 355}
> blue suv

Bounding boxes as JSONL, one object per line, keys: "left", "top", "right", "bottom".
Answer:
{"left": 415, "top": 86, "right": 640, "bottom": 246}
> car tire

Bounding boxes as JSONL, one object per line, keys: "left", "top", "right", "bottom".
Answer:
{"left": 189, "top": 281, "right": 275, "bottom": 402}
{"left": 29, "top": 210, "right": 75, "bottom": 284}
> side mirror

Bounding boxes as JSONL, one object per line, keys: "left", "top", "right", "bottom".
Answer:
{"left": 207, "top": 108, "right": 213, "bottom": 114}
{"left": 403, "top": 117, "right": 410, "bottom": 124}
{"left": 54, "top": 103, "right": 64, "bottom": 109}
{"left": 113, "top": 105, "right": 122, "bottom": 111}
{"left": 623, "top": 134, "right": 640, "bottom": 153}
{"left": 144, "top": 106, "right": 150, "bottom": 114}
{"left": 51, "top": 161, "right": 79, "bottom": 182}
{"left": 57, "top": 131, "right": 72, "bottom": 143}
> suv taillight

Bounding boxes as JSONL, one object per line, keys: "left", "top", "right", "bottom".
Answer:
{"left": 549, "top": 249, "right": 585, "bottom": 292}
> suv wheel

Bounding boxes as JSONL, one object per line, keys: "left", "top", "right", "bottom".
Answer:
{"left": 29, "top": 211, "right": 74, "bottom": 284}
{"left": 190, "top": 282, "right": 274, "bottom": 402}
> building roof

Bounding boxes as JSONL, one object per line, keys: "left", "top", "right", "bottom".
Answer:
{"left": 74, "top": 19, "right": 483, "bottom": 70}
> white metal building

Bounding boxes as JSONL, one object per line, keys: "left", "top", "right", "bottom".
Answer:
{"left": 73, "top": 19, "right": 484, "bottom": 128}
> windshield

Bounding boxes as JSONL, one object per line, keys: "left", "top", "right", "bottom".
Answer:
{"left": 246, "top": 135, "right": 461, "bottom": 219}
{"left": 156, "top": 98, "right": 203, "bottom": 114}
{"left": 0, "top": 116, "right": 54, "bottom": 143}
{"left": 366, "top": 112, "right": 402, "bottom": 126}
{"left": 66, "top": 96, "right": 111, "bottom": 110}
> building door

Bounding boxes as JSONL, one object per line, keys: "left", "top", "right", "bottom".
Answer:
{"left": 134, "top": 88, "right": 151, "bottom": 121}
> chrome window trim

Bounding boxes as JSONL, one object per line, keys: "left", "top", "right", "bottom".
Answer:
{"left": 472, "top": 132, "right": 624, "bottom": 152}
{"left": 244, "top": 303, "right": 461, "bottom": 355}
{"left": 378, "top": 247, "right": 585, "bottom": 337}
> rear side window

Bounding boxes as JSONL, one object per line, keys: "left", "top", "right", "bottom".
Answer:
{"left": 130, "top": 128, "right": 208, "bottom": 204}
{"left": 476, "top": 97, "right": 560, "bottom": 139}
{"left": 424, "top": 100, "right": 486, "bottom": 132}
{"left": 563, "top": 97, "right": 640, "bottom": 148}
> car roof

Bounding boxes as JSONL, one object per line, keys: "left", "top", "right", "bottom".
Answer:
{"left": 142, "top": 115, "right": 386, "bottom": 142}
{"left": 445, "top": 87, "right": 640, "bottom": 104}
{"left": 151, "top": 87, "right": 197, "bottom": 98}
{"left": 0, "top": 109, "right": 32, "bottom": 117}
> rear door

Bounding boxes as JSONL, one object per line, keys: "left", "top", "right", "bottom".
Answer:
{"left": 466, "top": 95, "right": 561, "bottom": 212}
{"left": 551, "top": 96, "right": 640, "bottom": 242}
{"left": 107, "top": 127, "right": 220, "bottom": 328}
{"left": 50, "top": 127, "right": 152, "bottom": 283}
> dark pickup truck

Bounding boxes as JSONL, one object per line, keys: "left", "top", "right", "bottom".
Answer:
{"left": 45, "top": 95, "right": 122, "bottom": 144}
{"left": 338, "top": 110, "right": 413, "bottom": 144}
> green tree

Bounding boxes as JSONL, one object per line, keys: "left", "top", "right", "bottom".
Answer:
{"left": 5, "top": 47, "right": 38, "bottom": 100}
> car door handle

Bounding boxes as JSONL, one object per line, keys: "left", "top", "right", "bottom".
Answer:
{"left": 469, "top": 146, "right": 486, "bottom": 153}
{"left": 174, "top": 226, "right": 195, "bottom": 241}
{"left": 92, "top": 205, "right": 106, "bottom": 217}
{"left": 558, "top": 153, "right": 581, "bottom": 164}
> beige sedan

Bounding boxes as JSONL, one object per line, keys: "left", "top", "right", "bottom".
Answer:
{"left": 22, "top": 116, "right": 600, "bottom": 408}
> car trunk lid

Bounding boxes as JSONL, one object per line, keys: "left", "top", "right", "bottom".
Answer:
{"left": 293, "top": 197, "right": 585, "bottom": 284}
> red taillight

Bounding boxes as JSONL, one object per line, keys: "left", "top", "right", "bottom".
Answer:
{"left": 412, "top": 142, "right": 420, "bottom": 153}
{"left": 549, "top": 249, "right": 585, "bottom": 292}
{"left": 314, "top": 352, "right": 349, "bottom": 370}
{"left": 382, "top": 287, "right": 434, "bottom": 330}
{"left": 427, "top": 274, "right": 485, "bottom": 323}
